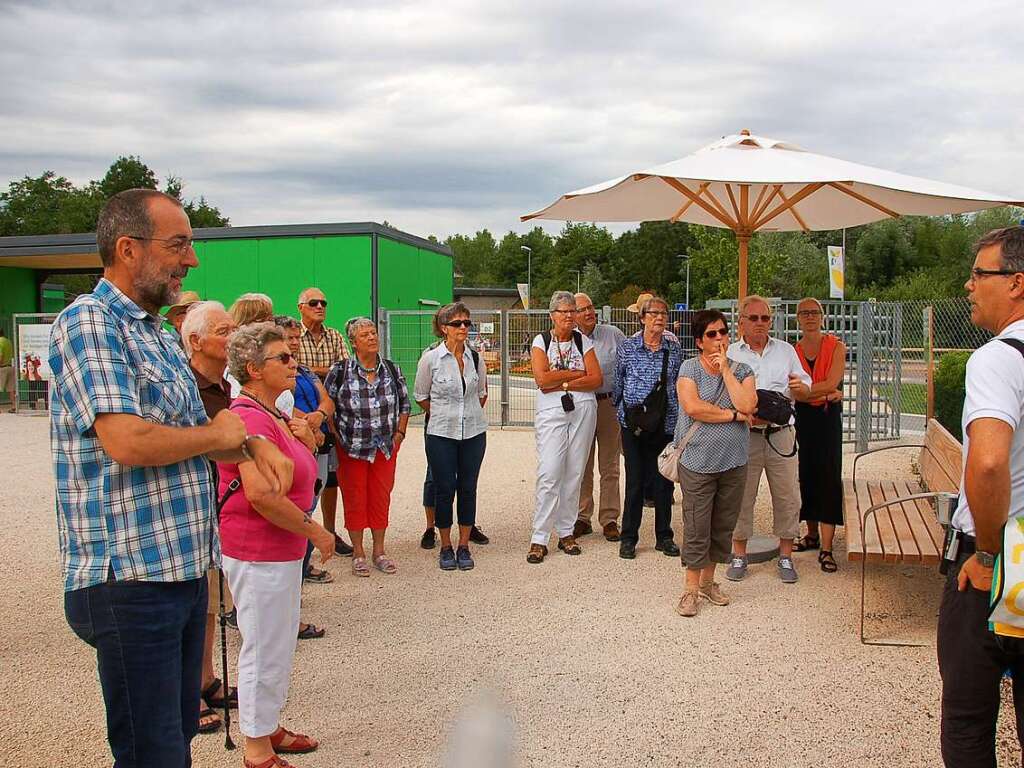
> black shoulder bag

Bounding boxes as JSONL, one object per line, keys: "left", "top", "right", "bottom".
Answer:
{"left": 626, "top": 348, "right": 670, "bottom": 436}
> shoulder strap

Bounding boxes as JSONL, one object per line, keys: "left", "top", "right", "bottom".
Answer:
{"left": 659, "top": 346, "right": 669, "bottom": 384}
{"left": 677, "top": 362, "right": 737, "bottom": 454}
{"left": 541, "top": 330, "right": 552, "bottom": 350}
{"left": 471, "top": 348, "right": 480, "bottom": 369}
{"left": 1000, "top": 338, "right": 1024, "bottom": 357}
{"left": 572, "top": 330, "right": 584, "bottom": 356}
{"left": 382, "top": 358, "right": 401, "bottom": 402}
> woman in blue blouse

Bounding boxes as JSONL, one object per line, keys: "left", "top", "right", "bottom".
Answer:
{"left": 414, "top": 302, "right": 488, "bottom": 571}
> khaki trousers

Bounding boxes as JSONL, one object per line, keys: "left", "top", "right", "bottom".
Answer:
{"left": 578, "top": 396, "right": 622, "bottom": 526}
{"left": 733, "top": 426, "right": 801, "bottom": 541}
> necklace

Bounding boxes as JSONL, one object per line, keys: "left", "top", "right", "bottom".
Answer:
{"left": 356, "top": 355, "right": 379, "bottom": 374}
{"left": 239, "top": 389, "right": 284, "bottom": 420}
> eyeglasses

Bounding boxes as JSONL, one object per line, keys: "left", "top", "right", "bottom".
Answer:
{"left": 797, "top": 310, "right": 822, "bottom": 318}
{"left": 304, "top": 299, "right": 328, "bottom": 308}
{"left": 445, "top": 319, "right": 473, "bottom": 328}
{"left": 704, "top": 328, "right": 728, "bottom": 338}
{"left": 552, "top": 309, "right": 575, "bottom": 316}
{"left": 265, "top": 352, "right": 295, "bottom": 365}
{"left": 745, "top": 314, "right": 771, "bottom": 323}
{"left": 574, "top": 304, "right": 595, "bottom": 314}
{"left": 127, "top": 235, "right": 194, "bottom": 255}
{"left": 970, "top": 267, "right": 1020, "bottom": 281}
{"left": 644, "top": 310, "right": 669, "bottom": 317}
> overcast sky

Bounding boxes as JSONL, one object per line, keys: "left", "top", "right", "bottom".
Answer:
{"left": 1, "top": 1, "right": 1020, "bottom": 240}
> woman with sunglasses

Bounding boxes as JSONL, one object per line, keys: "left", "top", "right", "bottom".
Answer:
{"left": 217, "top": 322, "right": 336, "bottom": 767}
{"left": 673, "top": 310, "right": 757, "bottom": 617}
{"left": 792, "top": 297, "right": 846, "bottom": 573}
{"left": 413, "top": 302, "right": 489, "bottom": 571}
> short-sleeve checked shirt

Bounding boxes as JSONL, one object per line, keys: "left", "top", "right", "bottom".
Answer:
{"left": 298, "top": 322, "right": 349, "bottom": 371}
{"left": 325, "top": 356, "right": 411, "bottom": 462}
{"left": 674, "top": 356, "right": 755, "bottom": 473}
{"left": 613, "top": 334, "right": 684, "bottom": 435}
{"left": 49, "top": 279, "right": 215, "bottom": 592}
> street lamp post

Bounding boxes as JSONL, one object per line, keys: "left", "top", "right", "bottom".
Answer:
{"left": 520, "top": 245, "right": 532, "bottom": 309}
{"left": 570, "top": 269, "right": 581, "bottom": 293}
{"left": 677, "top": 254, "right": 691, "bottom": 309}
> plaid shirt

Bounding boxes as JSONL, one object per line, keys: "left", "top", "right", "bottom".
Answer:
{"left": 298, "top": 322, "right": 349, "bottom": 372}
{"left": 613, "top": 334, "right": 684, "bottom": 436}
{"left": 49, "top": 279, "right": 215, "bottom": 592}
{"left": 325, "top": 357, "right": 411, "bottom": 461}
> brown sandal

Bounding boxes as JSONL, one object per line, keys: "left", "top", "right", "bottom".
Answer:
{"left": 526, "top": 544, "right": 548, "bottom": 564}
{"left": 244, "top": 756, "right": 294, "bottom": 768}
{"left": 557, "top": 536, "right": 582, "bottom": 556}
{"left": 270, "top": 726, "right": 319, "bottom": 754}
{"left": 818, "top": 550, "right": 838, "bottom": 573}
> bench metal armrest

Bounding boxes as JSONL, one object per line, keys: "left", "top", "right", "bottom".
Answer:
{"left": 852, "top": 443, "right": 925, "bottom": 487}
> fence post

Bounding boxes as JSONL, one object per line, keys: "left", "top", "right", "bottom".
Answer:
{"left": 377, "top": 308, "right": 390, "bottom": 358}
{"left": 855, "top": 301, "right": 875, "bottom": 452}
{"left": 924, "top": 306, "right": 935, "bottom": 424}
{"left": 499, "top": 309, "right": 510, "bottom": 426}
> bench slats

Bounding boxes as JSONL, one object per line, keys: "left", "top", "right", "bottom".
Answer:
{"left": 857, "top": 479, "right": 885, "bottom": 562}
{"left": 844, "top": 479, "right": 864, "bottom": 562}
{"left": 890, "top": 479, "right": 938, "bottom": 563}
{"left": 920, "top": 418, "right": 962, "bottom": 494}
{"left": 905, "top": 488, "right": 945, "bottom": 565}
{"left": 884, "top": 480, "right": 921, "bottom": 563}
{"left": 867, "top": 481, "right": 902, "bottom": 563}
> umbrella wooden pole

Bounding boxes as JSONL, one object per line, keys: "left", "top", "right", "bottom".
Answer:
{"left": 737, "top": 233, "right": 751, "bottom": 300}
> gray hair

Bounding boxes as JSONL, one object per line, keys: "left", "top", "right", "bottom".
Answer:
{"left": 548, "top": 291, "right": 575, "bottom": 312}
{"left": 273, "top": 314, "right": 301, "bottom": 330}
{"left": 226, "top": 322, "right": 285, "bottom": 384}
{"left": 298, "top": 287, "right": 324, "bottom": 304}
{"left": 96, "top": 189, "right": 182, "bottom": 267}
{"left": 975, "top": 226, "right": 1024, "bottom": 273}
{"left": 738, "top": 294, "right": 771, "bottom": 316}
{"left": 345, "top": 316, "right": 377, "bottom": 343}
{"left": 180, "top": 300, "right": 226, "bottom": 360}
{"left": 639, "top": 295, "right": 669, "bottom": 317}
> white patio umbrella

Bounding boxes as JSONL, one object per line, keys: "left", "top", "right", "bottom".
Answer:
{"left": 522, "top": 130, "right": 1023, "bottom": 298}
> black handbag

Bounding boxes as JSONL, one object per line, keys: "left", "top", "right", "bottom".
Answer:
{"left": 625, "top": 349, "right": 670, "bottom": 436}
{"left": 755, "top": 388, "right": 794, "bottom": 426}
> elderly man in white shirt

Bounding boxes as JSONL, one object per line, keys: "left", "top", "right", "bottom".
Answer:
{"left": 725, "top": 295, "right": 812, "bottom": 584}
{"left": 573, "top": 292, "right": 627, "bottom": 541}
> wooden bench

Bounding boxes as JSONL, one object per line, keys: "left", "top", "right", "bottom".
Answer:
{"left": 844, "top": 418, "right": 962, "bottom": 644}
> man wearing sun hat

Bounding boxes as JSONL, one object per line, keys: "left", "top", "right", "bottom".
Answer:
{"left": 164, "top": 290, "right": 202, "bottom": 339}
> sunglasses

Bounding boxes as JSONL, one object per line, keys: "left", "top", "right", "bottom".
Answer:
{"left": 704, "top": 328, "right": 728, "bottom": 338}
{"left": 745, "top": 314, "right": 771, "bottom": 323}
{"left": 265, "top": 352, "right": 295, "bottom": 365}
{"left": 304, "top": 299, "right": 328, "bottom": 308}
{"left": 445, "top": 320, "right": 473, "bottom": 328}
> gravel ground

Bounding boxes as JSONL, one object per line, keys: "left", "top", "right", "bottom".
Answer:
{"left": 2, "top": 413, "right": 1018, "bottom": 767}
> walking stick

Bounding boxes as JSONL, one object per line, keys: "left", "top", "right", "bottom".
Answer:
{"left": 216, "top": 478, "right": 242, "bottom": 750}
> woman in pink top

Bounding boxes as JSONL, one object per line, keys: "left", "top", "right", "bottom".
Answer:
{"left": 217, "top": 323, "right": 334, "bottom": 768}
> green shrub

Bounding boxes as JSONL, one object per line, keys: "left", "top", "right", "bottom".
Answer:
{"left": 934, "top": 351, "right": 971, "bottom": 441}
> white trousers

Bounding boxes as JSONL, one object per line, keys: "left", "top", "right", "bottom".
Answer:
{"left": 222, "top": 556, "right": 303, "bottom": 738}
{"left": 532, "top": 400, "right": 598, "bottom": 545}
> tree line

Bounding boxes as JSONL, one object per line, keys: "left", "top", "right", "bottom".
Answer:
{"left": 440, "top": 207, "right": 1023, "bottom": 308}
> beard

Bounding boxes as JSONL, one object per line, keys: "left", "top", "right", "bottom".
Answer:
{"left": 134, "top": 259, "right": 185, "bottom": 312}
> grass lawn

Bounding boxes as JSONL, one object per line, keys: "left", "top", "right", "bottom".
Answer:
{"left": 878, "top": 381, "right": 927, "bottom": 415}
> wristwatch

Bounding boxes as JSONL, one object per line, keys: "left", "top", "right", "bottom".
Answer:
{"left": 976, "top": 550, "right": 997, "bottom": 568}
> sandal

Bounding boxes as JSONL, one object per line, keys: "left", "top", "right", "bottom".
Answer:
{"left": 197, "top": 707, "right": 222, "bottom": 734}
{"left": 303, "top": 566, "right": 334, "bottom": 584}
{"left": 372, "top": 554, "right": 398, "bottom": 574}
{"left": 794, "top": 535, "right": 820, "bottom": 552}
{"left": 244, "top": 755, "right": 295, "bottom": 768}
{"left": 270, "top": 725, "right": 319, "bottom": 754}
{"left": 526, "top": 544, "right": 548, "bottom": 564}
{"left": 818, "top": 550, "right": 838, "bottom": 573}
{"left": 297, "top": 622, "right": 326, "bottom": 640}
{"left": 352, "top": 557, "right": 370, "bottom": 577}
{"left": 557, "top": 536, "right": 582, "bottom": 556}
{"left": 202, "top": 677, "right": 238, "bottom": 709}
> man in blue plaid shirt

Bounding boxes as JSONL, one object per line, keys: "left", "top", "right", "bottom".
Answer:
{"left": 50, "top": 189, "right": 292, "bottom": 768}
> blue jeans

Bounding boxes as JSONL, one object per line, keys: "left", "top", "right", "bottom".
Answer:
{"left": 424, "top": 432, "right": 486, "bottom": 530}
{"left": 65, "top": 575, "right": 208, "bottom": 768}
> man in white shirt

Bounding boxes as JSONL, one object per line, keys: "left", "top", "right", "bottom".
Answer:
{"left": 725, "top": 295, "right": 811, "bottom": 584}
{"left": 573, "top": 293, "right": 627, "bottom": 541}
{"left": 939, "top": 226, "right": 1024, "bottom": 767}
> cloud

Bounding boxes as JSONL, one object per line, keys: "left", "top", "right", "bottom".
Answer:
{"left": 0, "top": 0, "right": 1021, "bottom": 241}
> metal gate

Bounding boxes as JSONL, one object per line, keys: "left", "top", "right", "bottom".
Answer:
{"left": 382, "top": 301, "right": 903, "bottom": 448}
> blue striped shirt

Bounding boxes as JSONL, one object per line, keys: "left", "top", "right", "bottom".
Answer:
{"left": 613, "top": 335, "right": 684, "bottom": 435}
{"left": 49, "top": 279, "right": 215, "bottom": 592}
